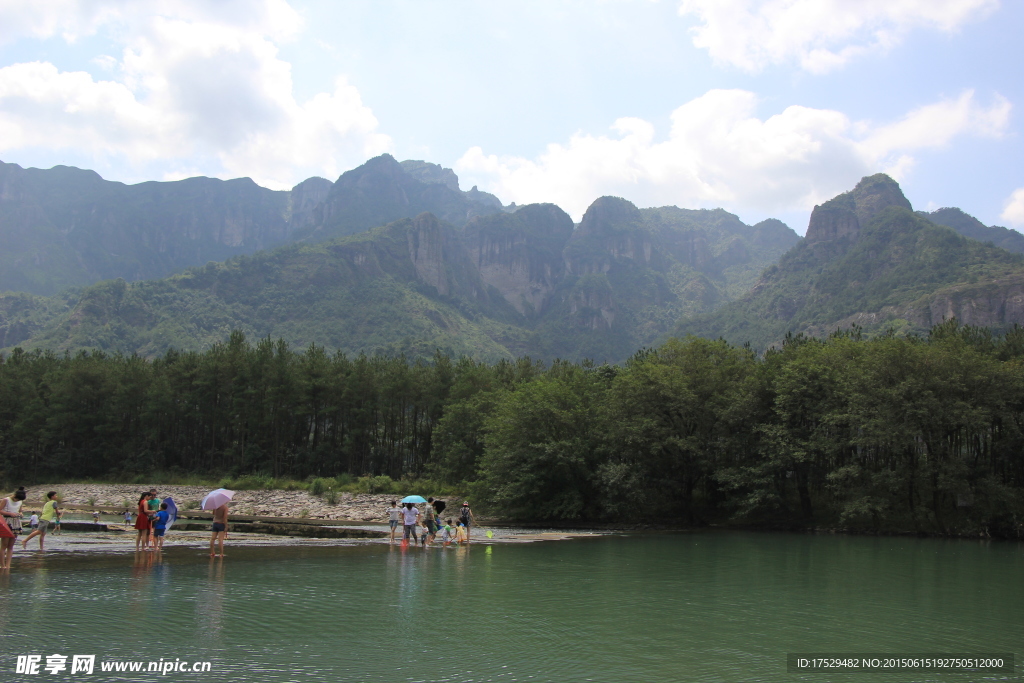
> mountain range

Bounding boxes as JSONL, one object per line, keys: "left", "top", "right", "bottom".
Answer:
{"left": 1, "top": 155, "right": 1022, "bottom": 360}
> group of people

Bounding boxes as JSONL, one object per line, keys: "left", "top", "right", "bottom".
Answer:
{"left": 0, "top": 487, "right": 471, "bottom": 566}
{"left": 388, "top": 498, "right": 476, "bottom": 546}
{"left": 0, "top": 488, "right": 63, "bottom": 568}
{"left": 133, "top": 489, "right": 173, "bottom": 552}
{"left": 131, "top": 488, "right": 230, "bottom": 557}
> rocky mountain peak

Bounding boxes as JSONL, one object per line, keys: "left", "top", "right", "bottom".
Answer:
{"left": 851, "top": 173, "right": 912, "bottom": 226}
{"left": 805, "top": 173, "right": 911, "bottom": 246}
{"left": 400, "top": 160, "right": 460, "bottom": 192}
{"left": 335, "top": 153, "right": 405, "bottom": 190}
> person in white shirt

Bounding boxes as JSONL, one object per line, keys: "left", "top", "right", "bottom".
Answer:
{"left": 401, "top": 503, "right": 420, "bottom": 543}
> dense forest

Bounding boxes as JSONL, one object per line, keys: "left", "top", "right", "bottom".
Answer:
{"left": 2, "top": 321, "right": 1023, "bottom": 536}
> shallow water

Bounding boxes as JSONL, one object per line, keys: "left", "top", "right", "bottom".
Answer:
{"left": 1, "top": 532, "right": 1021, "bottom": 682}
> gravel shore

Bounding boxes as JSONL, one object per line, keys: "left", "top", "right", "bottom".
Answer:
{"left": 19, "top": 484, "right": 456, "bottom": 522}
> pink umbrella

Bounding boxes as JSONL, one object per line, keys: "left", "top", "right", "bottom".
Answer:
{"left": 201, "top": 488, "right": 234, "bottom": 511}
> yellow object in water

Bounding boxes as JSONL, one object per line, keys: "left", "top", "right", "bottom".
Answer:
{"left": 486, "top": 529, "right": 494, "bottom": 539}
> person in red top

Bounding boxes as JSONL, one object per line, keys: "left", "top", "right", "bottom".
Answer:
{"left": 0, "top": 503, "right": 14, "bottom": 568}
{"left": 134, "top": 492, "right": 153, "bottom": 551}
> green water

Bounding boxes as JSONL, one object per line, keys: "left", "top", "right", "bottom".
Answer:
{"left": 1, "top": 532, "right": 1021, "bottom": 682}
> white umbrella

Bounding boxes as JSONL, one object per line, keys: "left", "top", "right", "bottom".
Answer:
{"left": 201, "top": 488, "right": 235, "bottom": 511}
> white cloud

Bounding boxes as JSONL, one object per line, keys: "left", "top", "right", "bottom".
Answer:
{"left": 1002, "top": 188, "right": 1024, "bottom": 227}
{"left": 0, "top": 1, "right": 390, "bottom": 188}
{"left": 456, "top": 89, "right": 1010, "bottom": 220}
{"left": 678, "top": 0, "right": 999, "bottom": 73}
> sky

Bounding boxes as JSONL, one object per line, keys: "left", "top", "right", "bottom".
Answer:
{"left": 0, "top": 0, "right": 1021, "bottom": 234}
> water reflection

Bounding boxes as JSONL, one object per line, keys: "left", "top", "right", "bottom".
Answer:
{"left": 195, "top": 557, "right": 226, "bottom": 646}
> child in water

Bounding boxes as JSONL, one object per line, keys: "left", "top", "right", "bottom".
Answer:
{"left": 455, "top": 521, "right": 468, "bottom": 545}
{"left": 441, "top": 518, "right": 454, "bottom": 546}
{"left": 152, "top": 502, "right": 170, "bottom": 550}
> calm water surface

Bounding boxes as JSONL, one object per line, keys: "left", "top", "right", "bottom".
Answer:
{"left": 1, "top": 532, "right": 1021, "bottom": 682}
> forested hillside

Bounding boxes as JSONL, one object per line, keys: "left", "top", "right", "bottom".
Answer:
{"left": 681, "top": 175, "right": 1024, "bottom": 348}
{"left": 3, "top": 322, "right": 1022, "bottom": 535}
{"left": 2, "top": 196, "right": 798, "bottom": 363}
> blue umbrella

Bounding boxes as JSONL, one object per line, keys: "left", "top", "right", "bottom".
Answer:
{"left": 163, "top": 496, "right": 179, "bottom": 530}
{"left": 401, "top": 495, "right": 427, "bottom": 504}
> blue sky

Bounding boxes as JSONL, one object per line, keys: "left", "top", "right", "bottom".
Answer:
{"left": 0, "top": 0, "right": 1020, "bottom": 233}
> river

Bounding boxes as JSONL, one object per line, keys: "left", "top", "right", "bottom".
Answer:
{"left": 1, "top": 531, "right": 1020, "bottom": 682}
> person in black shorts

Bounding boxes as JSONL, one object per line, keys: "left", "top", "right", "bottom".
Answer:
{"left": 210, "top": 503, "right": 228, "bottom": 557}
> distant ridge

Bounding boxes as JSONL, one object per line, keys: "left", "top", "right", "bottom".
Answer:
{"left": 920, "top": 207, "right": 1024, "bottom": 253}
{"left": 1, "top": 193, "right": 798, "bottom": 361}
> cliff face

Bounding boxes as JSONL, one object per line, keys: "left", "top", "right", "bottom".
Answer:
{"left": 0, "top": 160, "right": 333, "bottom": 295}
{"left": 565, "top": 197, "right": 654, "bottom": 275}
{"left": 288, "top": 177, "right": 334, "bottom": 232}
{"left": 460, "top": 203, "right": 573, "bottom": 315}
{"left": 406, "top": 213, "right": 453, "bottom": 296}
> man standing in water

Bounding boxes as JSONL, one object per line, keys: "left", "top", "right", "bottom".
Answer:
{"left": 401, "top": 502, "right": 419, "bottom": 544}
{"left": 209, "top": 503, "right": 228, "bottom": 557}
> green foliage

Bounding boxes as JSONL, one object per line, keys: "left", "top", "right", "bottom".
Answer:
{"left": 480, "top": 366, "right": 605, "bottom": 520}
{"left": 3, "top": 322, "right": 1024, "bottom": 535}
{"left": 359, "top": 475, "right": 395, "bottom": 494}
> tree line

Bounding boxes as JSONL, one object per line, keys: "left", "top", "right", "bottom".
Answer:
{"left": 2, "top": 321, "right": 1024, "bottom": 535}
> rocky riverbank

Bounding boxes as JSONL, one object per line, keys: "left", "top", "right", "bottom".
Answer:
{"left": 20, "top": 484, "right": 463, "bottom": 522}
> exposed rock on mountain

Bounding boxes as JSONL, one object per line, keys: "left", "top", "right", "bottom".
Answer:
{"left": 5, "top": 194, "right": 797, "bottom": 362}
{"left": 0, "top": 156, "right": 510, "bottom": 297}
{"left": 288, "top": 177, "right": 334, "bottom": 231}
{"left": 0, "top": 160, "right": 324, "bottom": 295}
{"left": 530, "top": 197, "right": 799, "bottom": 361}
{"left": 400, "top": 160, "right": 461, "bottom": 191}
{"left": 296, "top": 155, "right": 503, "bottom": 244}
{"left": 459, "top": 204, "right": 574, "bottom": 316}
{"left": 803, "top": 173, "right": 912, "bottom": 258}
